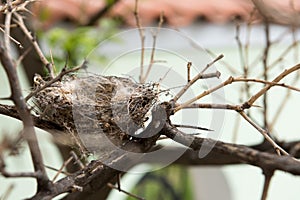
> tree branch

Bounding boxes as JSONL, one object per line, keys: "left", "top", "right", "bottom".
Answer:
{"left": 162, "top": 123, "right": 300, "bottom": 174}
{"left": 0, "top": 42, "right": 50, "bottom": 191}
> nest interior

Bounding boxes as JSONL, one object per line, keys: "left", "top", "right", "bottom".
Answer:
{"left": 32, "top": 74, "right": 159, "bottom": 154}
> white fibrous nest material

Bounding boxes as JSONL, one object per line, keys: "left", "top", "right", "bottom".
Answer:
{"left": 32, "top": 74, "right": 159, "bottom": 149}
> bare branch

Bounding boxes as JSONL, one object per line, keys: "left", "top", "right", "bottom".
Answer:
{"left": 174, "top": 124, "right": 212, "bottom": 131}
{"left": 4, "top": 0, "right": 12, "bottom": 53}
{"left": 1, "top": 170, "right": 42, "bottom": 178}
{"left": 187, "top": 62, "right": 192, "bottom": 82}
{"left": 242, "top": 63, "right": 300, "bottom": 108}
{"left": 25, "top": 60, "right": 87, "bottom": 101}
{"left": 179, "top": 103, "right": 241, "bottom": 111}
{"left": 261, "top": 169, "right": 274, "bottom": 200}
{"left": 0, "top": 26, "right": 23, "bottom": 48}
{"left": 0, "top": 42, "right": 50, "bottom": 190}
{"left": 52, "top": 156, "right": 73, "bottom": 182}
{"left": 134, "top": 0, "right": 145, "bottom": 83}
{"left": 175, "top": 75, "right": 233, "bottom": 112}
{"left": 13, "top": 12, "right": 54, "bottom": 78}
{"left": 107, "top": 183, "right": 145, "bottom": 200}
{"left": 231, "top": 77, "right": 300, "bottom": 92}
{"left": 162, "top": 123, "right": 300, "bottom": 173}
{"left": 172, "top": 54, "right": 224, "bottom": 103}
{"left": 239, "top": 111, "right": 289, "bottom": 156}
{"left": 262, "top": 22, "right": 270, "bottom": 129}
{"left": 141, "top": 12, "right": 164, "bottom": 83}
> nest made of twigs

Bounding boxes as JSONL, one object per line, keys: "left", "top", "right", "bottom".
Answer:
{"left": 32, "top": 74, "right": 159, "bottom": 151}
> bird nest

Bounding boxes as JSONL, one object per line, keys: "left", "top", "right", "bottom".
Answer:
{"left": 32, "top": 74, "right": 159, "bottom": 153}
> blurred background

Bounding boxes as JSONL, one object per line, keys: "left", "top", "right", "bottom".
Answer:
{"left": 1, "top": 0, "right": 300, "bottom": 199}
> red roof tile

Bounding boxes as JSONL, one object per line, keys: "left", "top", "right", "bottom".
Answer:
{"left": 32, "top": 0, "right": 300, "bottom": 28}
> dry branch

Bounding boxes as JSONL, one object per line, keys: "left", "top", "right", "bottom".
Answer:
{"left": 172, "top": 54, "right": 224, "bottom": 103}
{"left": 1, "top": 0, "right": 300, "bottom": 199}
{"left": 0, "top": 43, "right": 50, "bottom": 190}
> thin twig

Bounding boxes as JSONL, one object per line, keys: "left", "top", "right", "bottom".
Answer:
{"left": 0, "top": 26, "right": 22, "bottom": 48}
{"left": 205, "top": 49, "right": 238, "bottom": 75}
{"left": 0, "top": 41, "right": 50, "bottom": 189}
{"left": 141, "top": 12, "right": 164, "bottom": 83}
{"left": 25, "top": 61, "right": 86, "bottom": 101}
{"left": 52, "top": 156, "right": 73, "bottom": 182}
{"left": 15, "top": 46, "right": 31, "bottom": 67}
{"left": 70, "top": 151, "right": 85, "bottom": 169}
{"left": 4, "top": 0, "right": 12, "bottom": 54}
{"left": 180, "top": 103, "right": 241, "bottom": 111}
{"left": 242, "top": 63, "right": 300, "bottom": 109}
{"left": 235, "top": 22, "right": 245, "bottom": 72}
{"left": 239, "top": 111, "right": 289, "bottom": 155}
{"left": 232, "top": 77, "right": 300, "bottom": 92}
{"left": 292, "top": 26, "right": 299, "bottom": 63}
{"left": 241, "top": 21, "right": 252, "bottom": 102}
{"left": 174, "top": 124, "right": 213, "bottom": 131}
{"left": 1, "top": 184, "right": 14, "bottom": 200}
{"left": 1, "top": 170, "right": 43, "bottom": 178}
{"left": 269, "top": 73, "right": 300, "bottom": 132}
{"left": 262, "top": 22, "right": 270, "bottom": 129}
{"left": 13, "top": 12, "right": 54, "bottom": 78}
{"left": 134, "top": 0, "right": 145, "bottom": 83}
{"left": 261, "top": 170, "right": 274, "bottom": 200}
{"left": 175, "top": 75, "right": 233, "bottom": 112}
{"left": 187, "top": 62, "right": 192, "bottom": 82}
{"left": 107, "top": 182, "right": 145, "bottom": 200}
{"left": 176, "top": 67, "right": 300, "bottom": 113}
{"left": 267, "top": 40, "right": 298, "bottom": 71}
{"left": 44, "top": 165, "right": 70, "bottom": 176}
{"left": 172, "top": 54, "right": 224, "bottom": 103}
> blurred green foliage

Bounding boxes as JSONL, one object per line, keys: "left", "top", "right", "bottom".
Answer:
{"left": 38, "top": 18, "right": 119, "bottom": 74}
{"left": 127, "top": 165, "right": 194, "bottom": 200}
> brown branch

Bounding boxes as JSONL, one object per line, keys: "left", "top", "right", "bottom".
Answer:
{"left": 134, "top": 0, "right": 145, "bottom": 83}
{"left": 2, "top": 100, "right": 300, "bottom": 199}
{"left": 1, "top": 170, "right": 42, "bottom": 178}
{"left": 269, "top": 72, "right": 300, "bottom": 132}
{"left": 232, "top": 77, "right": 300, "bottom": 92}
{"left": 141, "top": 12, "right": 164, "bottom": 83}
{"left": 0, "top": 26, "right": 23, "bottom": 48}
{"left": 262, "top": 22, "right": 270, "bottom": 129}
{"left": 175, "top": 75, "right": 233, "bottom": 112}
{"left": 187, "top": 62, "right": 192, "bottom": 82}
{"left": 205, "top": 49, "right": 238, "bottom": 75}
{"left": 107, "top": 183, "right": 145, "bottom": 200}
{"left": 52, "top": 156, "right": 73, "bottom": 182}
{"left": 0, "top": 42, "right": 50, "bottom": 190}
{"left": 179, "top": 103, "right": 241, "bottom": 111}
{"left": 172, "top": 54, "right": 224, "bottom": 103}
{"left": 177, "top": 65, "right": 300, "bottom": 112}
{"left": 174, "top": 124, "right": 212, "bottom": 131}
{"left": 13, "top": 12, "right": 54, "bottom": 78}
{"left": 29, "top": 121, "right": 300, "bottom": 199}
{"left": 235, "top": 22, "right": 246, "bottom": 70}
{"left": 25, "top": 60, "right": 87, "bottom": 101}
{"left": 147, "top": 139, "right": 300, "bottom": 166}
{"left": 4, "top": 0, "right": 12, "bottom": 53}
{"left": 239, "top": 111, "right": 288, "bottom": 156}
{"left": 242, "top": 63, "right": 300, "bottom": 108}
{"left": 162, "top": 123, "right": 300, "bottom": 174}
{"left": 31, "top": 136, "right": 156, "bottom": 199}
{"left": 261, "top": 169, "right": 274, "bottom": 200}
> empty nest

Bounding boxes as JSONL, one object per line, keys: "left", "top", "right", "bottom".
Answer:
{"left": 32, "top": 74, "right": 159, "bottom": 153}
